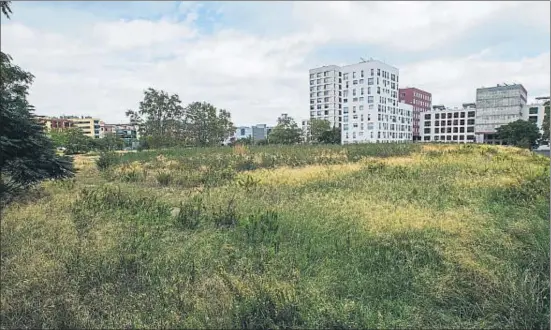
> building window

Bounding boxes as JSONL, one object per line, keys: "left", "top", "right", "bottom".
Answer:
{"left": 359, "top": 79, "right": 364, "bottom": 84}
{"left": 368, "top": 78, "right": 374, "bottom": 85}
{"left": 377, "top": 69, "right": 380, "bottom": 76}
{"left": 353, "top": 80, "right": 358, "bottom": 85}
{"left": 424, "top": 114, "right": 431, "bottom": 120}
{"left": 368, "top": 96, "right": 374, "bottom": 104}
{"left": 529, "top": 107, "right": 539, "bottom": 115}
{"left": 467, "top": 119, "right": 475, "bottom": 125}
{"left": 468, "top": 111, "right": 475, "bottom": 118}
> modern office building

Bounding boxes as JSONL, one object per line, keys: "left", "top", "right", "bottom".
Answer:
{"left": 340, "top": 60, "right": 412, "bottom": 144}
{"left": 309, "top": 65, "right": 342, "bottom": 129}
{"left": 399, "top": 87, "right": 432, "bottom": 141}
{"left": 419, "top": 103, "right": 477, "bottom": 143}
{"left": 475, "top": 83, "right": 527, "bottom": 144}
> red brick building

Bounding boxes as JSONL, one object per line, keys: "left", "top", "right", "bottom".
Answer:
{"left": 399, "top": 87, "right": 432, "bottom": 141}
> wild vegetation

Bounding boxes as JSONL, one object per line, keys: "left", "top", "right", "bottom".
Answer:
{"left": 1, "top": 143, "right": 549, "bottom": 329}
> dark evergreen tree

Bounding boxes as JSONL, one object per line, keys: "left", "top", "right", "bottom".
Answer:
{"left": 0, "top": 1, "right": 73, "bottom": 205}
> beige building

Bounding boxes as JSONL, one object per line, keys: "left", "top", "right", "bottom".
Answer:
{"left": 62, "top": 116, "right": 101, "bottom": 138}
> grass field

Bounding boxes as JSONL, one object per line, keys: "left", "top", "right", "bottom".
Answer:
{"left": 1, "top": 143, "right": 549, "bottom": 329}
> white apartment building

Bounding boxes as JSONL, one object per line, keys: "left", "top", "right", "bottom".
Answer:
{"left": 340, "top": 60, "right": 412, "bottom": 144}
{"left": 419, "top": 103, "right": 477, "bottom": 143}
{"left": 309, "top": 65, "right": 342, "bottom": 129}
{"left": 522, "top": 97, "right": 549, "bottom": 136}
{"left": 475, "top": 83, "right": 527, "bottom": 144}
{"left": 301, "top": 119, "right": 310, "bottom": 142}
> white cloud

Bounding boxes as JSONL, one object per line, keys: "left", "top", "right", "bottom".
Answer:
{"left": 401, "top": 51, "right": 551, "bottom": 106}
{"left": 0, "top": 1, "right": 549, "bottom": 127}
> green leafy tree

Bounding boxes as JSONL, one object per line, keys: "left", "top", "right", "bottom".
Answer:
{"left": 268, "top": 115, "right": 302, "bottom": 145}
{"left": 318, "top": 127, "right": 342, "bottom": 144}
{"left": 496, "top": 119, "right": 541, "bottom": 149}
{"left": 542, "top": 101, "right": 550, "bottom": 143}
{"left": 62, "top": 128, "right": 94, "bottom": 154}
{"left": 96, "top": 133, "right": 124, "bottom": 151}
{"left": 309, "top": 118, "right": 332, "bottom": 143}
{"left": 184, "top": 102, "right": 236, "bottom": 147}
{"left": 0, "top": 1, "right": 73, "bottom": 204}
{"left": 126, "top": 88, "right": 185, "bottom": 148}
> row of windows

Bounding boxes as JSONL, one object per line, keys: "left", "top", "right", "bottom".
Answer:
{"left": 344, "top": 131, "right": 411, "bottom": 140}
{"left": 424, "top": 111, "right": 475, "bottom": 120}
{"left": 425, "top": 119, "right": 475, "bottom": 126}
{"left": 424, "top": 126, "right": 474, "bottom": 134}
{"left": 414, "top": 91, "right": 431, "bottom": 101}
{"left": 310, "top": 71, "right": 341, "bottom": 79}
{"left": 423, "top": 135, "right": 475, "bottom": 141}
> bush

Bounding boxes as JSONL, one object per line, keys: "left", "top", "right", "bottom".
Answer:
{"left": 96, "top": 152, "right": 119, "bottom": 171}
{"left": 155, "top": 171, "right": 172, "bottom": 186}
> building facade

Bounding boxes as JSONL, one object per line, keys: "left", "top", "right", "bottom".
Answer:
{"left": 309, "top": 65, "right": 342, "bottom": 129}
{"left": 340, "top": 60, "right": 412, "bottom": 144}
{"left": 419, "top": 103, "right": 477, "bottom": 143}
{"left": 521, "top": 97, "right": 549, "bottom": 136}
{"left": 475, "top": 84, "right": 527, "bottom": 144}
{"left": 35, "top": 116, "right": 74, "bottom": 132}
{"left": 399, "top": 87, "right": 432, "bottom": 141}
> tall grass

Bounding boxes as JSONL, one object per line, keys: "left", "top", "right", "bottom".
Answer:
{"left": 1, "top": 143, "right": 548, "bottom": 329}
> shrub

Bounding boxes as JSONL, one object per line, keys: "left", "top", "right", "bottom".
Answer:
{"left": 96, "top": 152, "right": 119, "bottom": 171}
{"left": 173, "top": 195, "right": 205, "bottom": 230}
{"left": 155, "top": 171, "right": 172, "bottom": 186}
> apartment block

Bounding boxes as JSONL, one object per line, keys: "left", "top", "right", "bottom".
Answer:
{"left": 399, "top": 87, "right": 432, "bottom": 141}
{"left": 34, "top": 115, "right": 74, "bottom": 131}
{"left": 475, "top": 83, "right": 527, "bottom": 144}
{"left": 340, "top": 60, "right": 412, "bottom": 144}
{"left": 309, "top": 65, "right": 342, "bottom": 129}
{"left": 419, "top": 103, "right": 477, "bottom": 143}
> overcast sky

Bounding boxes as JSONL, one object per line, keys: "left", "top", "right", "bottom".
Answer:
{"left": 1, "top": 1, "right": 550, "bottom": 125}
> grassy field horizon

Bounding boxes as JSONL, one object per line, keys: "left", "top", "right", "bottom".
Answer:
{"left": 1, "top": 143, "right": 549, "bottom": 329}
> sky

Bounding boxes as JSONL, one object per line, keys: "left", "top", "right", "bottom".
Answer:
{"left": 1, "top": 1, "right": 550, "bottom": 126}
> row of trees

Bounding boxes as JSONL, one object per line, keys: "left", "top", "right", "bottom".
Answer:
{"left": 234, "top": 117, "right": 341, "bottom": 146}
{"left": 126, "top": 88, "right": 235, "bottom": 149}
{"left": 50, "top": 129, "right": 126, "bottom": 154}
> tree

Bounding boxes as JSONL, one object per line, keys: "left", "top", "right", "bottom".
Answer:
{"left": 0, "top": 2, "right": 73, "bottom": 204}
{"left": 268, "top": 115, "right": 302, "bottom": 145}
{"left": 309, "top": 118, "right": 332, "bottom": 143}
{"left": 542, "top": 101, "right": 550, "bottom": 143}
{"left": 95, "top": 133, "right": 124, "bottom": 151}
{"left": 183, "top": 102, "right": 235, "bottom": 147}
{"left": 56, "top": 128, "right": 94, "bottom": 154}
{"left": 126, "top": 88, "right": 185, "bottom": 148}
{"left": 318, "top": 127, "right": 342, "bottom": 144}
{"left": 496, "top": 119, "right": 541, "bottom": 149}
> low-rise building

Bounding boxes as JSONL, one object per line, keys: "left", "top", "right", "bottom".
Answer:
{"left": 419, "top": 103, "right": 477, "bottom": 143}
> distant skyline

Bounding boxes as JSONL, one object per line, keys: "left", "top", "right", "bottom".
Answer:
{"left": 1, "top": 1, "right": 550, "bottom": 126}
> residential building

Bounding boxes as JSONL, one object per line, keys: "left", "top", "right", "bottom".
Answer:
{"left": 399, "top": 87, "right": 432, "bottom": 141}
{"left": 309, "top": 65, "right": 342, "bottom": 129}
{"left": 475, "top": 83, "right": 527, "bottom": 144}
{"left": 522, "top": 96, "right": 549, "bottom": 136}
{"left": 419, "top": 103, "right": 477, "bottom": 143}
{"left": 34, "top": 115, "right": 74, "bottom": 131}
{"left": 59, "top": 116, "right": 101, "bottom": 138}
{"left": 234, "top": 126, "right": 253, "bottom": 140}
{"left": 224, "top": 124, "right": 272, "bottom": 145}
{"left": 340, "top": 59, "right": 412, "bottom": 144}
{"left": 301, "top": 119, "right": 310, "bottom": 142}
